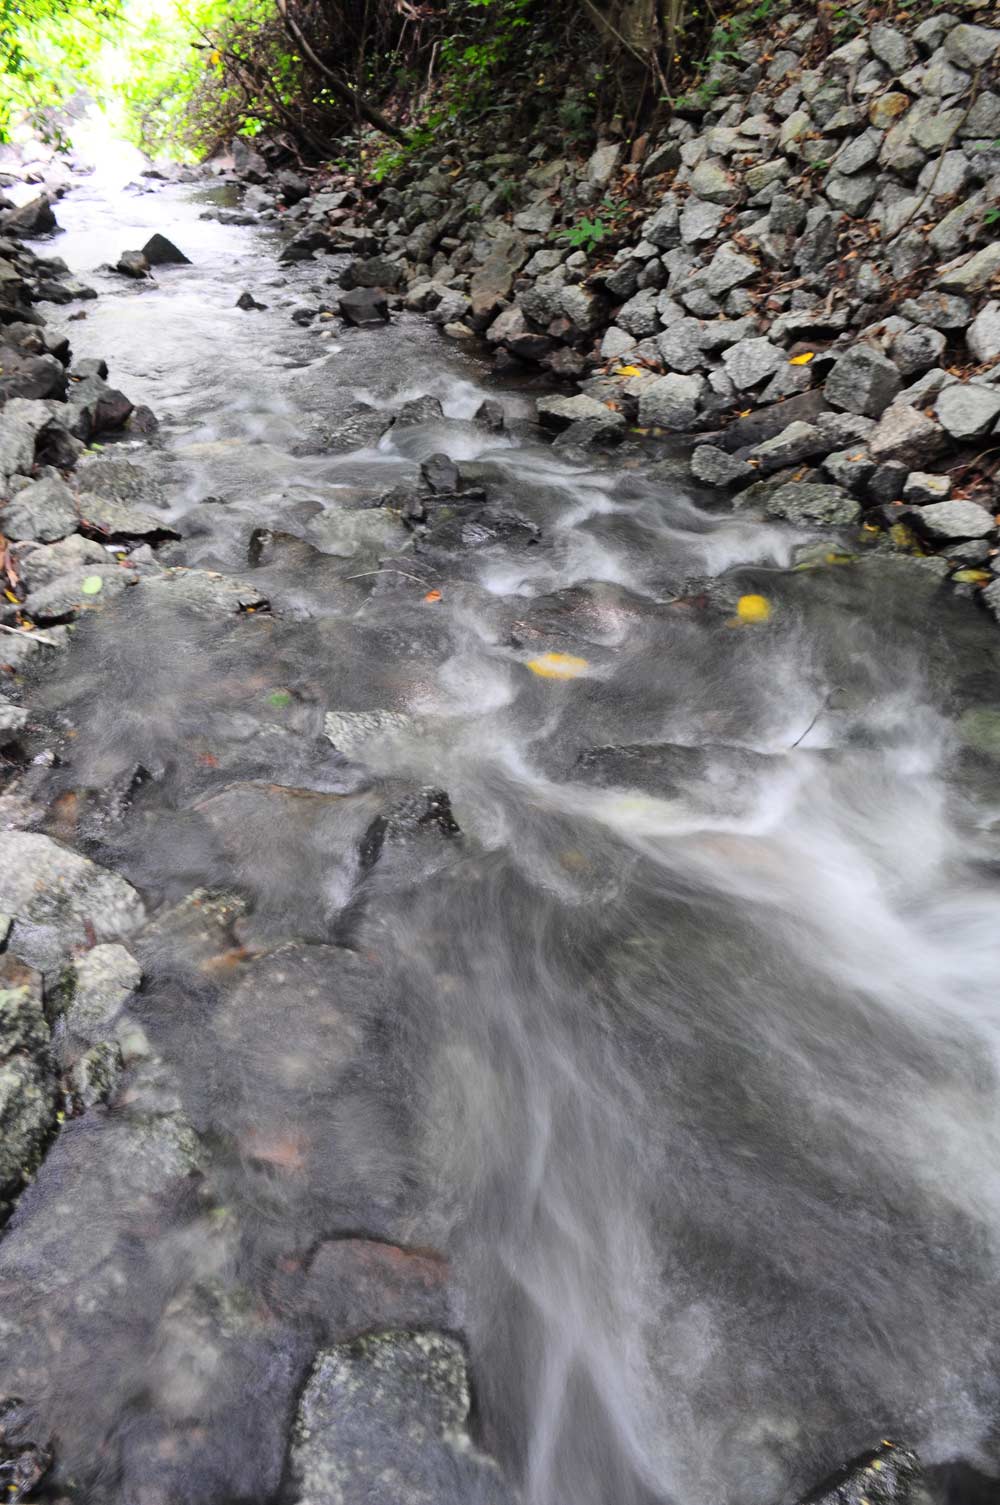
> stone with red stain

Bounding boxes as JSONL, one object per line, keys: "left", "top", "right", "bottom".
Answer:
{"left": 302, "top": 1238, "right": 458, "bottom": 1340}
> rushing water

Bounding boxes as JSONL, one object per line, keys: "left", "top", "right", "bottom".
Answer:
{"left": 4, "top": 158, "right": 1000, "bottom": 1505}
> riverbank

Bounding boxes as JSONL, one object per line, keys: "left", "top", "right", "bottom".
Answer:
{"left": 231, "top": 0, "right": 1000, "bottom": 606}
{"left": 1, "top": 109, "right": 1000, "bottom": 1505}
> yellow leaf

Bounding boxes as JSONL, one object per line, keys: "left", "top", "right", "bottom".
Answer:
{"left": 789, "top": 352, "right": 815, "bottom": 365}
{"left": 614, "top": 364, "right": 643, "bottom": 377}
{"left": 526, "top": 652, "right": 589, "bottom": 680}
{"left": 736, "top": 594, "right": 772, "bottom": 624}
{"left": 209, "top": 49, "right": 221, "bottom": 65}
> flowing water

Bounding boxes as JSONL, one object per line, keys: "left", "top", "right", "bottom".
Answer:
{"left": 4, "top": 151, "right": 1000, "bottom": 1505}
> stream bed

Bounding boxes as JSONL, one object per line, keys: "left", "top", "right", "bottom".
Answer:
{"left": 3, "top": 160, "right": 1000, "bottom": 1505}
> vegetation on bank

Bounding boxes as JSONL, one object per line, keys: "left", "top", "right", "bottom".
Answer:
{"left": 0, "top": 0, "right": 706, "bottom": 161}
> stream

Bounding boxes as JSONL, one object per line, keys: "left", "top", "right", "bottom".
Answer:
{"left": 3, "top": 150, "right": 1000, "bottom": 1505}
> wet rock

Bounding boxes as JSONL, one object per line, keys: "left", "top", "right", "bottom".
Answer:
{"left": 474, "top": 399, "right": 505, "bottom": 433}
{"left": 58, "top": 942, "right": 142, "bottom": 1045}
{"left": 798, "top": 1441, "right": 928, "bottom": 1504}
{"left": 825, "top": 345, "right": 902, "bottom": 418}
{"left": 0, "top": 987, "right": 56, "bottom": 1215}
{"left": 67, "top": 1041, "right": 123, "bottom": 1108}
{"left": 0, "top": 476, "right": 77, "bottom": 543}
{"left": 898, "top": 291, "right": 971, "bottom": 331}
{"left": 913, "top": 499, "right": 996, "bottom": 542}
{"left": 141, "top": 233, "right": 190, "bottom": 266}
{"left": 342, "top": 255, "right": 405, "bottom": 291}
{"left": 763, "top": 482, "right": 861, "bottom": 526}
{"left": 338, "top": 287, "right": 390, "bottom": 326}
{"left": 0, "top": 347, "right": 67, "bottom": 403}
{"left": 11, "top": 532, "right": 106, "bottom": 593}
{"left": 0, "top": 1399, "right": 52, "bottom": 1502}
{"left": 823, "top": 449, "right": 876, "bottom": 490}
{"left": 114, "top": 250, "right": 151, "bottom": 279}
{"left": 420, "top": 454, "right": 462, "bottom": 494}
{"left": 236, "top": 290, "right": 267, "bottom": 311}
{"left": 77, "top": 493, "right": 180, "bottom": 542}
{"left": 1, "top": 195, "right": 57, "bottom": 238}
{"left": 301, "top": 1239, "right": 456, "bottom": 1340}
{"left": 288, "top": 1331, "right": 514, "bottom": 1505}
{"left": 537, "top": 394, "right": 622, "bottom": 438}
{"left": 0, "top": 833, "right": 146, "bottom": 969}
{"left": 934, "top": 383, "right": 1000, "bottom": 440}
{"left": 140, "top": 567, "right": 269, "bottom": 615}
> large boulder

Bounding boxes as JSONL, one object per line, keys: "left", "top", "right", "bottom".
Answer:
{"left": 338, "top": 287, "right": 390, "bottom": 326}
{"left": 140, "top": 233, "right": 190, "bottom": 266}
{"left": 1, "top": 194, "right": 58, "bottom": 238}
{"left": 0, "top": 475, "right": 78, "bottom": 542}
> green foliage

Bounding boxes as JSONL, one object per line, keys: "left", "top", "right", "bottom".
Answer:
{"left": 437, "top": 0, "right": 537, "bottom": 114}
{"left": 110, "top": 0, "right": 286, "bottom": 161}
{"left": 556, "top": 197, "right": 628, "bottom": 256}
{"left": 0, "top": 0, "right": 121, "bottom": 143}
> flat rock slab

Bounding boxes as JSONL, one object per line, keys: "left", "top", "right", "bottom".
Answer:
{"left": 0, "top": 831, "right": 146, "bottom": 969}
{"left": 288, "top": 1331, "right": 515, "bottom": 1505}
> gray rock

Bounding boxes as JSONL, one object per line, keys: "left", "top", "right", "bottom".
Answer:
{"left": 722, "top": 336, "right": 783, "bottom": 389}
{"left": 823, "top": 449, "right": 876, "bottom": 489}
{"left": 903, "top": 472, "right": 951, "bottom": 503}
{"left": 342, "top": 255, "right": 405, "bottom": 291}
{"left": 795, "top": 207, "right": 839, "bottom": 272}
{"left": 0, "top": 404, "right": 43, "bottom": 485}
{"left": 679, "top": 197, "right": 728, "bottom": 244}
{"left": 745, "top": 160, "right": 789, "bottom": 194}
{"left": 796, "top": 1443, "right": 927, "bottom": 1505}
{"left": 868, "top": 404, "right": 945, "bottom": 465}
{"left": 536, "top": 395, "right": 617, "bottom": 435}
{"left": 600, "top": 326, "right": 637, "bottom": 359}
{"left": 513, "top": 199, "right": 555, "bottom": 235}
{"left": 944, "top": 23, "right": 1000, "bottom": 68}
{"left": 68, "top": 1040, "right": 124, "bottom": 1108}
{"left": 918, "top": 149, "right": 973, "bottom": 200}
{"left": 916, "top": 499, "right": 996, "bottom": 540}
{"left": 868, "top": 461, "right": 909, "bottom": 504}
{"left": 0, "top": 833, "right": 146, "bottom": 968}
{"left": 656, "top": 318, "right": 709, "bottom": 374}
{"left": 141, "top": 234, "right": 190, "bottom": 266}
{"left": 559, "top": 284, "right": 606, "bottom": 332}
{"left": 60, "top": 943, "right": 142, "bottom": 1044}
{"left": 338, "top": 287, "right": 390, "bottom": 325}
{"left": 697, "top": 245, "right": 758, "bottom": 296}
{"left": 968, "top": 301, "right": 1000, "bottom": 363}
{"left": 750, "top": 420, "right": 827, "bottom": 472}
{"left": 1, "top": 1044, "right": 56, "bottom": 1214}
{"left": 912, "top": 107, "right": 967, "bottom": 152}
{"left": 691, "top": 446, "right": 748, "bottom": 486}
{"left": 12, "top": 532, "right": 107, "bottom": 593}
{"left": 0, "top": 475, "right": 78, "bottom": 542}
{"left": 2, "top": 194, "right": 57, "bottom": 238}
{"left": 587, "top": 141, "right": 620, "bottom": 188}
{"left": 615, "top": 289, "right": 661, "bottom": 337}
{"left": 637, "top": 373, "right": 705, "bottom": 430}
{"left": 288, "top": 1331, "right": 514, "bottom": 1505}
{"left": 765, "top": 483, "right": 861, "bottom": 525}
{"left": 833, "top": 130, "right": 883, "bottom": 175}
{"left": 935, "top": 383, "right": 1000, "bottom": 439}
{"left": 963, "top": 90, "right": 1000, "bottom": 139}
{"left": 689, "top": 159, "right": 740, "bottom": 205}
{"left": 870, "top": 24, "right": 916, "bottom": 74}
{"left": 928, "top": 195, "right": 984, "bottom": 258}
{"left": 937, "top": 243, "right": 1000, "bottom": 294}
{"left": 825, "top": 344, "right": 902, "bottom": 418}
{"left": 824, "top": 171, "right": 879, "bottom": 217}
{"left": 898, "top": 291, "right": 971, "bottom": 330}
{"left": 892, "top": 325, "right": 946, "bottom": 377}
{"left": 114, "top": 250, "right": 150, "bottom": 279}
{"left": 643, "top": 201, "right": 680, "bottom": 249}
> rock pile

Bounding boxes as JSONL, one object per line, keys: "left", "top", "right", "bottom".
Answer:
{"left": 252, "top": 1, "right": 1000, "bottom": 604}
